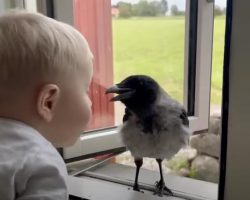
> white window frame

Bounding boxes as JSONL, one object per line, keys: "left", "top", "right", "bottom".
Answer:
{"left": 25, "top": 0, "right": 214, "bottom": 160}
{"left": 184, "top": 0, "right": 214, "bottom": 132}
{"left": 67, "top": 163, "right": 218, "bottom": 200}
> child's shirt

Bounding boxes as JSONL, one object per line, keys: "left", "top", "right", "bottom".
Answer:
{"left": 0, "top": 118, "right": 68, "bottom": 200}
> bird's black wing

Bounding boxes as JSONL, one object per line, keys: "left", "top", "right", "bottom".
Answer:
{"left": 180, "top": 109, "right": 189, "bottom": 127}
{"left": 123, "top": 107, "right": 132, "bottom": 122}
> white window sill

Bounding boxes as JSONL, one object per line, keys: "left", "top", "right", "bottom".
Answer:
{"left": 67, "top": 163, "right": 217, "bottom": 200}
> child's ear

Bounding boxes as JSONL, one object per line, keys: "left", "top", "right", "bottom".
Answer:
{"left": 37, "top": 84, "right": 60, "bottom": 122}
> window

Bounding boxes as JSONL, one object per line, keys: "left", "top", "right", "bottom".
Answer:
{"left": 21, "top": 0, "right": 219, "bottom": 199}
{"left": 5, "top": 0, "right": 248, "bottom": 199}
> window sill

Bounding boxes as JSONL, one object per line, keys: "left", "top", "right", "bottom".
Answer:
{"left": 67, "top": 163, "right": 217, "bottom": 200}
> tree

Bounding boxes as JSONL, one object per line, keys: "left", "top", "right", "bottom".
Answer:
{"left": 214, "top": 5, "right": 223, "bottom": 16}
{"left": 171, "top": 5, "right": 179, "bottom": 16}
{"left": 133, "top": 0, "right": 158, "bottom": 17}
{"left": 149, "top": 0, "right": 168, "bottom": 16}
{"left": 117, "top": 2, "right": 132, "bottom": 18}
{"left": 222, "top": 7, "right": 226, "bottom": 15}
{"left": 160, "top": 0, "right": 168, "bottom": 15}
{"left": 149, "top": 1, "right": 161, "bottom": 16}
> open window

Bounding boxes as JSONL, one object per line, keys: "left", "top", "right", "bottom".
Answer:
{"left": 13, "top": 0, "right": 223, "bottom": 199}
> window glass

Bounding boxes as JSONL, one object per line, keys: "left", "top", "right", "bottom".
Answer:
{"left": 112, "top": 0, "right": 186, "bottom": 124}
{"left": 210, "top": 1, "right": 226, "bottom": 115}
{"left": 0, "top": 0, "right": 16, "bottom": 14}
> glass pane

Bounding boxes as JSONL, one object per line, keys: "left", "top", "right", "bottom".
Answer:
{"left": 0, "top": 0, "right": 16, "bottom": 14}
{"left": 210, "top": 1, "right": 226, "bottom": 116}
{"left": 74, "top": 1, "right": 116, "bottom": 131}
{"left": 112, "top": 0, "right": 186, "bottom": 125}
{"left": 0, "top": 1, "right": 37, "bottom": 15}
{"left": 73, "top": 0, "right": 186, "bottom": 131}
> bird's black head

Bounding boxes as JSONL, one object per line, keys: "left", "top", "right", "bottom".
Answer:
{"left": 106, "top": 75, "right": 160, "bottom": 112}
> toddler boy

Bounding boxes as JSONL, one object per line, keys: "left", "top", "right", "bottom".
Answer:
{"left": 0, "top": 10, "right": 93, "bottom": 199}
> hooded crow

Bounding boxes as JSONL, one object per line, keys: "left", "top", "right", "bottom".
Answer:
{"left": 106, "top": 75, "right": 191, "bottom": 196}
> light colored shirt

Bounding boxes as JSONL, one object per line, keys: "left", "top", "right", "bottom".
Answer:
{"left": 0, "top": 118, "right": 68, "bottom": 200}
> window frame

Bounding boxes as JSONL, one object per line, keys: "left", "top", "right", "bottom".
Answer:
{"left": 184, "top": 0, "right": 214, "bottom": 132}
{"left": 33, "top": 0, "right": 214, "bottom": 161}
{"left": 67, "top": 163, "right": 218, "bottom": 200}
{"left": 7, "top": 1, "right": 243, "bottom": 199}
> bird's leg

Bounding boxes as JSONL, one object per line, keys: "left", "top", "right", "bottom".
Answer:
{"left": 154, "top": 158, "right": 173, "bottom": 196}
{"left": 133, "top": 158, "right": 143, "bottom": 192}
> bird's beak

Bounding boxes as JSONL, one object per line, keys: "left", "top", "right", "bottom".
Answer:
{"left": 106, "top": 85, "right": 135, "bottom": 101}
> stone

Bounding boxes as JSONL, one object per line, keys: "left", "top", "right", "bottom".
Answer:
{"left": 176, "top": 147, "right": 198, "bottom": 161}
{"left": 190, "top": 133, "right": 220, "bottom": 158}
{"left": 190, "top": 155, "right": 219, "bottom": 183}
{"left": 167, "top": 148, "right": 197, "bottom": 170}
{"left": 178, "top": 168, "right": 190, "bottom": 177}
{"left": 210, "top": 106, "right": 221, "bottom": 118}
{"left": 115, "top": 151, "right": 172, "bottom": 172}
{"left": 209, "top": 116, "right": 221, "bottom": 135}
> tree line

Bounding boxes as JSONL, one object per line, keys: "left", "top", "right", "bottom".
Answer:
{"left": 115, "top": 0, "right": 225, "bottom": 18}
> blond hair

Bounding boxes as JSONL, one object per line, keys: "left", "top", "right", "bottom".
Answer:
{"left": 0, "top": 10, "right": 92, "bottom": 92}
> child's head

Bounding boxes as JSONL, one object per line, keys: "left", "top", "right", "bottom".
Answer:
{"left": 0, "top": 10, "right": 93, "bottom": 147}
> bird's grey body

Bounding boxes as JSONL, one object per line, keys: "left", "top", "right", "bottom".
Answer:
{"left": 120, "top": 88, "right": 190, "bottom": 159}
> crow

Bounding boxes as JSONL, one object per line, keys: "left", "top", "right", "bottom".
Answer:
{"left": 106, "top": 75, "right": 191, "bottom": 197}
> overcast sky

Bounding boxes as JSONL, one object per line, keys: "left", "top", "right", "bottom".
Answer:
{"left": 111, "top": 0, "right": 226, "bottom": 11}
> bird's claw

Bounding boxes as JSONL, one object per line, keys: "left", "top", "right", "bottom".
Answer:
{"left": 154, "top": 180, "right": 173, "bottom": 197}
{"left": 133, "top": 186, "right": 140, "bottom": 192}
{"left": 133, "top": 185, "right": 144, "bottom": 193}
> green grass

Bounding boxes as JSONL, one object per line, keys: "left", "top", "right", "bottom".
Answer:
{"left": 112, "top": 16, "right": 225, "bottom": 105}
{"left": 211, "top": 17, "right": 225, "bottom": 105}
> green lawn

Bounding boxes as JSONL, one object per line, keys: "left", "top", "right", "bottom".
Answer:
{"left": 112, "top": 16, "right": 225, "bottom": 105}
{"left": 211, "top": 16, "right": 225, "bottom": 105}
